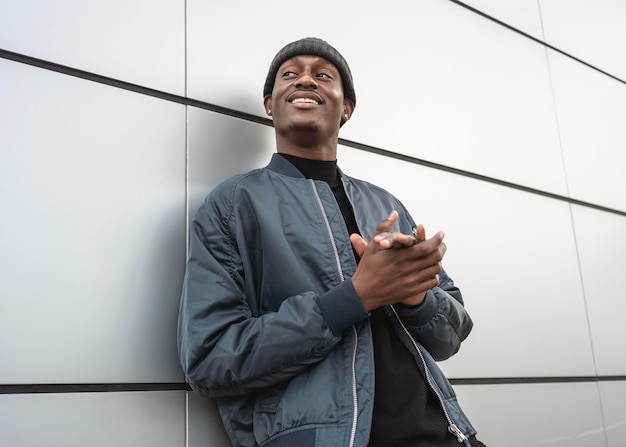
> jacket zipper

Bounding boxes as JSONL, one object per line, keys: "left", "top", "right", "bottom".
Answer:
{"left": 309, "top": 180, "right": 344, "bottom": 282}
{"left": 309, "top": 180, "right": 357, "bottom": 446}
{"left": 348, "top": 325, "right": 359, "bottom": 447}
{"left": 389, "top": 305, "right": 469, "bottom": 444}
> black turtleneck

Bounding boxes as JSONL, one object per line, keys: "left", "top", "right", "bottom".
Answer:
{"left": 277, "top": 153, "right": 473, "bottom": 447}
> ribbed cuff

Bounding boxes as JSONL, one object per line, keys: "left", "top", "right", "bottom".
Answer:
{"left": 317, "top": 279, "right": 369, "bottom": 336}
{"left": 395, "top": 290, "right": 439, "bottom": 326}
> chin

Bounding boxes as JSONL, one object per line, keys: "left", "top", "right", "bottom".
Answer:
{"left": 289, "top": 121, "right": 320, "bottom": 132}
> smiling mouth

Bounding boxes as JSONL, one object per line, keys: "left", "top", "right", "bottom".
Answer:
{"left": 291, "top": 97, "right": 320, "bottom": 105}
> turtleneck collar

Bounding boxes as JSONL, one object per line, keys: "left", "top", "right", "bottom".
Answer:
{"left": 278, "top": 153, "right": 341, "bottom": 187}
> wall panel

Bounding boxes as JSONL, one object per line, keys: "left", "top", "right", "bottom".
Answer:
{"left": 0, "top": 391, "right": 185, "bottom": 447}
{"left": 0, "top": 0, "right": 185, "bottom": 94}
{"left": 600, "top": 381, "right": 626, "bottom": 447}
{"left": 572, "top": 205, "right": 626, "bottom": 376}
{"left": 187, "top": 392, "right": 231, "bottom": 447}
{"left": 187, "top": 108, "right": 275, "bottom": 217}
{"left": 455, "top": 382, "right": 607, "bottom": 446}
{"left": 0, "top": 59, "right": 186, "bottom": 383}
{"left": 548, "top": 49, "right": 626, "bottom": 212}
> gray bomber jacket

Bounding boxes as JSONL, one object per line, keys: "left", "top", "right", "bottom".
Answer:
{"left": 178, "top": 154, "right": 477, "bottom": 447}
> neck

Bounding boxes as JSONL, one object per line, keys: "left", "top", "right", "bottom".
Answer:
{"left": 275, "top": 130, "right": 338, "bottom": 161}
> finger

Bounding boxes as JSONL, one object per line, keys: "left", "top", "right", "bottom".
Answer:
{"left": 413, "top": 224, "right": 426, "bottom": 243}
{"left": 423, "top": 230, "right": 445, "bottom": 250}
{"left": 394, "top": 232, "right": 418, "bottom": 247}
{"left": 376, "top": 231, "right": 418, "bottom": 249}
{"left": 373, "top": 210, "right": 398, "bottom": 237}
{"left": 418, "top": 276, "right": 441, "bottom": 295}
{"left": 417, "top": 235, "right": 446, "bottom": 263}
{"left": 349, "top": 233, "right": 368, "bottom": 257}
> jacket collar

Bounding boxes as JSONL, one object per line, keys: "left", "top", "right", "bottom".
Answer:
{"left": 266, "top": 153, "right": 306, "bottom": 178}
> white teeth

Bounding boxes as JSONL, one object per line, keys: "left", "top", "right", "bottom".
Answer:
{"left": 291, "top": 98, "right": 319, "bottom": 104}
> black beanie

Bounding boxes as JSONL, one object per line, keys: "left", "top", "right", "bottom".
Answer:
{"left": 263, "top": 37, "right": 356, "bottom": 106}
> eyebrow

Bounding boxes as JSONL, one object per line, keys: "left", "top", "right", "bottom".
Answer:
{"left": 284, "top": 56, "right": 338, "bottom": 71}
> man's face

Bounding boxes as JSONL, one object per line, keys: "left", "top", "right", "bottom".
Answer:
{"left": 264, "top": 55, "right": 354, "bottom": 137}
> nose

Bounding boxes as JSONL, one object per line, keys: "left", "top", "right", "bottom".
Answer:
{"left": 295, "top": 70, "right": 318, "bottom": 89}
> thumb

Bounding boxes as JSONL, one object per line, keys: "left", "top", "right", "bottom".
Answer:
{"left": 350, "top": 233, "right": 368, "bottom": 258}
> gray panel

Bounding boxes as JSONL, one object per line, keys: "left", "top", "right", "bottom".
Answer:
{"left": 187, "top": 107, "right": 275, "bottom": 218}
{"left": 187, "top": 392, "right": 232, "bottom": 447}
{"left": 0, "top": 0, "right": 184, "bottom": 94}
{"left": 572, "top": 205, "right": 626, "bottom": 375}
{"left": 455, "top": 382, "right": 607, "bottom": 446}
{"left": 0, "top": 59, "right": 186, "bottom": 383}
{"left": 600, "top": 381, "right": 626, "bottom": 447}
{"left": 548, "top": 49, "right": 626, "bottom": 213}
{"left": 0, "top": 391, "right": 185, "bottom": 447}
{"left": 337, "top": 146, "right": 595, "bottom": 378}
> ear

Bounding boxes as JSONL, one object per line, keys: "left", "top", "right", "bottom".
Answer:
{"left": 263, "top": 95, "right": 273, "bottom": 116}
{"left": 342, "top": 98, "right": 355, "bottom": 121}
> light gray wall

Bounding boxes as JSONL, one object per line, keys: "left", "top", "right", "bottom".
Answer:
{"left": 1, "top": 1, "right": 625, "bottom": 446}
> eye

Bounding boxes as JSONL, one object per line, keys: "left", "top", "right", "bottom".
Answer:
{"left": 281, "top": 70, "right": 297, "bottom": 78}
{"left": 316, "top": 72, "right": 333, "bottom": 79}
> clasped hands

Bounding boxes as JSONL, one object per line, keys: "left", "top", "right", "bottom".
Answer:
{"left": 350, "top": 211, "right": 446, "bottom": 311}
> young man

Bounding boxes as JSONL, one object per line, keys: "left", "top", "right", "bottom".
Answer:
{"left": 178, "top": 37, "right": 485, "bottom": 447}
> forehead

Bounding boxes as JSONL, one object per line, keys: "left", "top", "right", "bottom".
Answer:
{"left": 278, "top": 55, "right": 339, "bottom": 72}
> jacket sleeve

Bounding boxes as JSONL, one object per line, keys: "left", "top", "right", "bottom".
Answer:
{"left": 177, "top": 197, "right": 367, "bottom": 398}
{"left": 392, "top": 269, "right": 473, "bottom": 362}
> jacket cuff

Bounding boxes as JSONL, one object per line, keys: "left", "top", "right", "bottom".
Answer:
{"left": 395, "top": 290, "right": 439, "bottom": 326}
{"left": 317, "top": 279, "right": 369, "bottom": 336}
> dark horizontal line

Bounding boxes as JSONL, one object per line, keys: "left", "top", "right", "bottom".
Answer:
{"left": 2, "top": 376, "right": 625, "bottom": 395}
{"left": 340, "top": 140, "right": 626, "bottom": 217}
{"left": 0, "top": 48, "right": 271, "bottom": 127}
{"left": 0, "top": 383, "right": 191, "bottom": 395}
{"left": 449, "top": 375, "right": 626, "bottom": 385}
{"left": 1, "top": 47, "right": 624, "bottom": 218}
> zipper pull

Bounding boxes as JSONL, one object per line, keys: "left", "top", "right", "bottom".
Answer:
{"left": 448, "top": 424, "right": 468, "bottom": 443}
